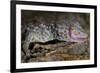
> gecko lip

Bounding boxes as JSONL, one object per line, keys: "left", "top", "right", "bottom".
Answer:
{"left": 70, "top": 36, "right": 87, "bottom": 42}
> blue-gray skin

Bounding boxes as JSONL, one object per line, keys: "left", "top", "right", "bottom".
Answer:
{"left": 22, "top": 21, "right": 88, "bottom": 57}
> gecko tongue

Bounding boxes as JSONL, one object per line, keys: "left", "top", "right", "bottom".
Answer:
{"left": 69, "top": 28, "right": 87, "bottom": 42}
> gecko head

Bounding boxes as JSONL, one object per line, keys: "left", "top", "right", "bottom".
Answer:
{"left": 69, "top": 23, "right": 88, "bottom": 42}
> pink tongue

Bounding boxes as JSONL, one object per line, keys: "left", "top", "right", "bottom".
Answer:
{"left": 69, "top": 30, "right": 87, "bottom": 42}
